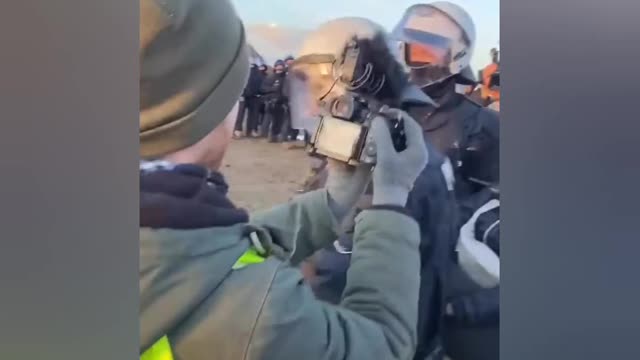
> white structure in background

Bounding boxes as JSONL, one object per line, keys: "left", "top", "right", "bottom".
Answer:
{"left": 247, "top": 44, "right": 266, "bottom": 66}
{"left": 246, "top": 24, "right": 309, "bottom": 66}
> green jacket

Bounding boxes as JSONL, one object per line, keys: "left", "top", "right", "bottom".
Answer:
{"left": 140, "top": 189, "right": 421, "bottom": 360}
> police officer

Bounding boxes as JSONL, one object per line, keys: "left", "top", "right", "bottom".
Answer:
{"left": 256, "top": 64, "right": 269, "bottom": 134}
{"left": 260, "top": 59, "right": 288, "bottom": 142}
{"left": 280, "top": 55, "right": 299, "bottom": 142}
{"left": 392, "top": 3, "right": 500, "bottom": 359}
{"left": 234, "top": 63, "right": 265, "bottom": 138}
{"left": 392, "top": 2, "right": 499, "bottom": 201}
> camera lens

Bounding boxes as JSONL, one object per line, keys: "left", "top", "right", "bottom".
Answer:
{"left": 330, "top": 95, "right": 355, "bottom": 120}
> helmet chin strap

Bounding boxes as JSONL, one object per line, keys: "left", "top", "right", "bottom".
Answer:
{"left": 420, "top": 74, "right": 457, "bottom": 100}
{"left": 421, "top": 73, "right": 454, "bottom": 87}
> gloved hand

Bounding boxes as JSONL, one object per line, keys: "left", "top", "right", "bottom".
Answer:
{"left": 370, "top": 109, "right": 429, "bottom": 207}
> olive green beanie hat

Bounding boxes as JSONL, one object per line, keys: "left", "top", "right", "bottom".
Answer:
{"left": 140, "top": 0, "right": 250, "bottom": 158}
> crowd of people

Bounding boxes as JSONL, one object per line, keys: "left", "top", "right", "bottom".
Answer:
{"left": 139, "top": 0, "right": 500, "bottom": 360}
{"left": 233, "top": 56, "right": 303, "bottom": 143}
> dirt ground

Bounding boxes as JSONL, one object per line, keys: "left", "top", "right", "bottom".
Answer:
{"left": 222, "top": 137, "right": 309, "bottom": 212}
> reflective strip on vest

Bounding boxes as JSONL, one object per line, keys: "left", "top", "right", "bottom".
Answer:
{"left": 140, "top": 248, "right": 265, "bottom": 359}
{"left": 141, "top": 335, "right": 173, "bottom": 360}
{"left": 232, "top": 247, "right": 266, "bottom": 270}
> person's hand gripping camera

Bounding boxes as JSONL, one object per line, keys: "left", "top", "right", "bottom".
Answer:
{"left": 326, "top": 108, "right": 429, "bottom": 221}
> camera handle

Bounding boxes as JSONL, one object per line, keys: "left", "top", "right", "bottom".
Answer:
{"left": 389, "top": 114, "right": 407, "bottom": 152}
{"left": 377, "top": 106, "right": 407, "bottom": 153}
{"left": 360, "top": 112, "right": 407, "bottom": 165}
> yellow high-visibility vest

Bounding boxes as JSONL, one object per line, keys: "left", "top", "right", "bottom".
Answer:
{"left": 141, "top": 335, "right": 173, "bottom": 360}
{"left": 140, "top": 247, "right": 265, "bottom": 360}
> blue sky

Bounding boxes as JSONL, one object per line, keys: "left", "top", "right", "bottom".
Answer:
{"left": 233, "top": 0, "right": 499, "bottom": 71}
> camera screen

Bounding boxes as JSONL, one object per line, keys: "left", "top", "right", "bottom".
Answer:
{"left": 314, "top": 116, "right": 365, "bottom": 163}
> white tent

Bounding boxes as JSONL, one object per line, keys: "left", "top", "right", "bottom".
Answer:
{"left": 247, "top": 44, "right": 266, "bottom": 66}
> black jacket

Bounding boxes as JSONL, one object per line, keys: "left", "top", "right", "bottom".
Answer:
{"left": 243, "top": 66, "right": 265, "bottom": 98}
{"left": 407, "top": 81, "right": 500, "bottom": 359}
{"left": 260, "top": 71, "right": 286, "bottom": 102}
{"left": 448, "top": 187, "right": 500, "bottom": 324}
{"left": 407, "top": 86, "right": 500, "bottom": 201}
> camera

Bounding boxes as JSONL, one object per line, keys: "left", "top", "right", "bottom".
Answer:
{"left": 301, "top": 36, "right": 431, "bottom": 165}
{"left": 311, "top": 94, "right": 406, "bottom": 165}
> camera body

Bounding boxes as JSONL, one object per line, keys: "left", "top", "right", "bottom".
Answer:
{"left": 309, "top": 94, "right": 406, "bottom": 165}
{"left": 306, "top": 37, "right": 409, "bottom": 165}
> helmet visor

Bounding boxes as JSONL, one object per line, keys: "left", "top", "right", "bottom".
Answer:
{"left": 392, "top": 5, "right": 457, "bottom": 68}
{"left": 404, "top": 37, "right": 451, "bottom": 67}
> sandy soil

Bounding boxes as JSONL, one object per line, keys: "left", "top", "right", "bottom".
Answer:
{"left": 222, "top": 137, "right": 309, "bottom": 212}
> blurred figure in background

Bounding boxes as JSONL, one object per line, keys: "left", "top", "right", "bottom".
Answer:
{"left": 256, "top": 64, "right": 269, "bottom": 134}
{"left": 480, "top": 48, "right": 500, "bottom": 109}
{"left": 234, "top": 63, "right": 266, "bottom": 138}
{"left": 284, "top": 55, "right": 295, "bottom": 68}
{"left": 260, "top": 59, "right": 287, "bottom": 142}
{"left": 280, "top": 55, "right": 299, "bottom": 143}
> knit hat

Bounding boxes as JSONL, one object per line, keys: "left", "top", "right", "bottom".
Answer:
{"left": 140, "top": 0, "right": 250, "bottom": 158}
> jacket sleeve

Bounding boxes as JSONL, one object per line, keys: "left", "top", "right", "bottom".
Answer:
{"left": 250, "top": 189, "right": 340, "bottom": 266}
{"left": 247, "top": 209, "right": 421, "bottom": 360}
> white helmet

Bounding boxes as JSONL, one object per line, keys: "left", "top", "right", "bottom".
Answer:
{"left": 392, "top": 2, "right": 477, "bottom": 87}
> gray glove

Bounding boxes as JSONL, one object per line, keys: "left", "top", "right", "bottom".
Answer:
{"left": 370, "top": 109, "right": 429, "bottom": 207}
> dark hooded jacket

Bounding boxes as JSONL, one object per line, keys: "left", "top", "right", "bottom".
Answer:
{"left": 260, "top": 70, "right": 287, "bottom": 103}
{"left": 243, "top": 65, "right": 265, "bottom": 98}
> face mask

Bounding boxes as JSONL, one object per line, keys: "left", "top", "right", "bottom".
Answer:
{"left": 410, "top": 65, "right": 453, "bottom": 88}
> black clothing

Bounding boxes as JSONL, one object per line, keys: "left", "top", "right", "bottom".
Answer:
{"left": 244, "top": 96, "right": 261, "bottom": 134}
{"left": 408, "top": 79, "right": 500, "bottom": 201}
{"left": 140, "top": 164, "right": 247, "bottom": 229}
{"left": 260, "top": 71, "right": 286, "bottom": 101}
{"left": 235, "top": 66, "right": 266, "bottom": 135}
{"left": 234, "top": 98, "right": 247, "bottom": 132}
{"left": 244, "top": 65, "right": 264, "bottom": 98}
{"left": 260, "top": 71, "right": 287, "bottom": 141}
{"left": 267, "top": 99, "right": 286, "bottom": 141}
{"left": 404, "top": 78, "right": 500, "bottom": 360}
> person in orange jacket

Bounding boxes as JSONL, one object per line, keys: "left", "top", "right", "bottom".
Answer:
{"left": 480, "top": 48, "right": 500, "bottom": 107}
